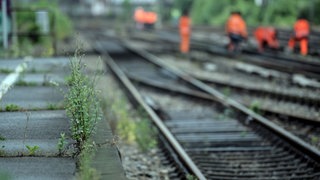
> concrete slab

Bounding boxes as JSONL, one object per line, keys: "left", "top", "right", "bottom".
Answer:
{"left": 92, "top": 147, "right": 127, "bottom": 180}
{"left": 0, "top": 111, "right": 70, "bottom": 139}
{"left": 0, "top": 139, "right": 74, "bottom": 156}
{"left": 27, "top": 58, "right": 70, "bottom": 73}
{"left": 0, "top": 157, "right": 75, "bottom": 180}
{"left": 0, "top": 74, "right": 6, "bottom": 82}
{"left": 16, "top": 73, "right": 67, "bottom": 85}
{"left": 0, "top": 87, "right": 65, "bottom": 110}
{"left": 0, "top": 58, "right": 70, "bottom": 73}
{"left": 0, "top": 110, "right": 74, "bottom": 156}
{"left": 0, "top": 59, "right": 23, "bottom": 71}
{"left": 91, "top": 118, "right": 126, "bottom": 179}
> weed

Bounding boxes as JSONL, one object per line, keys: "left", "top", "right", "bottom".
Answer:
{"left": 57, "top": 132, "right": 66, "bottom": 155}
{"left": 222, "top": 87, "right": 231, "bottom": 97}
{"left": 241, "top": 131, "right": 247, "bottom": 137}
{"left": 135, "top": 118, "right": 157, "bottom": 152}
{"left": 249, "top": 100, "right": 261, "bottom": 114}
{"left": 5, "top": 104, "right": 21, "bottom": 112}
{"left": 311, "top": 136, "right": 319, "bottom": 145}
{"left": 77, "top": 142, "right": 100, "bottom": 180}
{"left": 114, "top": 99, "right": 136, "bottom": 144}
{"left": 25, "top": 145, "right": 39, "bottom": 156}
{"left": 15, "top": 80, "right": 38, "bottom": 86}
{"left": 0, "top": 146, "right": 5, "bottom": 156}
{"left": 0, "top": 135, "right": 5, "bottom": 141}
{"left": 0, "top": 69, "right": 13, "bottom": 74}
{"left": 47, "top": 103, "right": 62, "bottom": 110}
{"left": 65, "top": 49, "right": 102, "bottom": 151}
{"left": 0, "top": 150, "right": 5, "bottom": 156}
{"left": 186, "top": 174, "right": 198, "bottom": 180}
{"left": 29, "top": 68, "right": 37, "bottom": 73}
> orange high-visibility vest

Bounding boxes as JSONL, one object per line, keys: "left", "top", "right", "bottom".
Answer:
{"left": 134, "top": 8, "right": 145, "bottom": 23}
{"left": 294, "top": 19, "right": 310, "bottom": 39}
{"left": 179, "top": 16, "right": 191, "bottom": 35}
{"left": 226, "top": 14, "right": 247, "bottom": 37}
{"left": 145, "top": 12, "right": 157, "bottom": 24}
{"left": 254, "top": 27, "right": 279, "bottom": 49}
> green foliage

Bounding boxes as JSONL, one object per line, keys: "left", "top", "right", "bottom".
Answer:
{"left": 135, "top": 118, "right": 157, "bottom": 152}
{"left": 174, "top": 0, "right": 194, "bottom": 12}
{"left": 222, "top": 87, "right": 231, "bottom": 97}
{"left": 0, "top": 69, "right": 13, "bottom": 74}
{"left": 5, "top": 104, "right": 21, "bottom": 112}
{"left": 186, "top": 174, "right": 198, "bottom": 180}
{"left": 190, "top": 0, "right": 319, "bottom": 27}
{"left": 311, "top": 136, "right": 319, "bottom": 145}
{"left": 249, "top": 100, "right": 261, "bottom": 114}
{"left": 57, "top": 132, "right": 66, "bottom": 155}
{"left": 241, "top": 131, "right": 247, "bottom": 137}
{"left": 77, "top": 143, "right": 100, "bottom": 180}
{"left": 15, "top": 80, "right": 37, "bottom": 86}
{"left": 114, "top": 99, "right": 136, "bottom": 144}
{"left": 113, "top": 99, "right": 157, "bottom": 151}
{"left": 47, "top": 103, "right": 62, "bottom": 110}
{"left": 65, "top": 49, "right": 102, "bottom": 150}
{"left": 17, "top": 0, "right": 73, "bottom": 40}
{"left": 121, "top": 0, "right": 132, "bottom": 22}
{"left": 10, "top": 0, "right": 73, "bottom": 57}
{"left": 25, "top": 145, "right": 39, "bottom": 156}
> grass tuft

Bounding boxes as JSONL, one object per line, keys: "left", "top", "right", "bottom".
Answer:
{"left": 65, "top": 48, "right": 102, "bottom": 151}
{"left": 0, "top": 69, "right": 14, "bottom": 74}
{"left": 5, "top": 104, "right": 21, "bottom": 112}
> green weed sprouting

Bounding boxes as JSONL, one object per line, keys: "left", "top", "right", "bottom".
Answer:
{"left": 0, "top": 68, "right": 14, "bottom": 74}
{"left": 77, "top": 142, "right": 100, "bottom": 180}
{"left": 47, "top": 103, "right": 63, "bottom": 110}
{"left": 57, "top": 132, "right": 66, "bottom": 155}
{"left": 65, "top": 49, "right": 102, "bottom": 151}
{"left": 135, "top": 118, "right": 157, "bottom": 152}
{"left": 15, "top": 80, "right": 38, "bottom": 86}
{"left": 186, "top": 174, "right": 198, "bottom": 180}
{"left": 5, "top": 104, "right": 21, "bottom": 112}
{"left": 113, "top": 99, "right": 136, "bottom": 144}
{"left": 249, "top": 100, "right": 261, "bottom": 114}
{"left": 25, "top": 145, "right": 39, "bottom": 156}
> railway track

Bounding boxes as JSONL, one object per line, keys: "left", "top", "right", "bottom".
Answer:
{"left": 142, "top": 43, "right": 320, "bottom": 151}
{"left": 126, "top": 33, "right": 320, "bottom": 122}
{"left": 128, "top": 29, "right": 320, "bottom": 82}
{"left": 93, "top": 38, "right": 320, "bottom": 179}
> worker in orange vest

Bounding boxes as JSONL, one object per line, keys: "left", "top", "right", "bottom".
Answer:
{"left": 254, "top": 27, "right": 279, "bottom": 52}
{"left": 144, "top": 11, "right": 157, "bottom": 29}
{"left": 287, "top": 16, "right": 310, "bottom": 56}
{"left": 226, "top": 11, "right": 247, "bottom": 52}
{"left": 134, "top": 7, "right": 145, "bottom": 29}
{"left": 179, "top": 10, "right": 191, "bottom": 54}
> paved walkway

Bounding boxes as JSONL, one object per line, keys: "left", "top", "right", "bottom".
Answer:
{"left": 0, "top": 56, "right": 125, "bottom": 180}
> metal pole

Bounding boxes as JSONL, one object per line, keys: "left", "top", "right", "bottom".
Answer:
{"left": 52, "top": 11, "right": 57, "bottom": 56}
{"left": 2, "top": 0, "right": 8, "bottom": 49}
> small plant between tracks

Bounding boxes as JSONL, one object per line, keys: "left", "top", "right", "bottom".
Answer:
{"left": 65, "top": 48, "right": 102, "bottom": 152}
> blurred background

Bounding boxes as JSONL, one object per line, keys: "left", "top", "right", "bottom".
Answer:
{"left": 1, "top": 0, "right": 320, "bottom": 57}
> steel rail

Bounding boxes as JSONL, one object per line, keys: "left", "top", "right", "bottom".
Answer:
{"left": 130, "top": 30, "right": 320, "bottom": 80}
{"left": 129, "top": 71, "right": 320, "bottom": 126}
{"left": 123, "top": 41, "right": 320, "bottom": 163}
{"left": 101, "top": 52, "right": 207, "bottom": 180}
